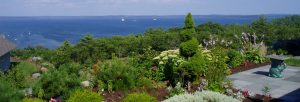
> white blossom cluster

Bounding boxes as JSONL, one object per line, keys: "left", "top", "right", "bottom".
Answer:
{"left": 153, "top": 49, "right": 184, "bottom": 66}
{"left": 203, "top": 34, "right": 233, "bottom": 49}
{"left": 237, "top": 32, "right": 264, "bottom": 53}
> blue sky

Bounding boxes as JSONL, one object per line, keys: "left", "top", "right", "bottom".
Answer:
{"left": 1, "top": 0, "right": 299, "bottom": 16}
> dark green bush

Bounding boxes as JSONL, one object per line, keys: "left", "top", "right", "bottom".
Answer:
{"left": 122, "top": 93, "right": 157, "bottom": 102}
{"left": 0, "top": 73, "right": 22, "bottom": 102}
{"left": 179, "top": 38, "right": 199, "bottom": 59}
{"left": 66, "top": 89, "right": 103, "bottom": 102}
{"left": 96, "top": 57, "right": 149, "bottom": 91}
{"left": 227, "top": 50, "right": 245, "bottom": 68}
{"left": 33, "top": 69, "right": 81, "bottom": 99}
{"left": 58, "top": 62, "right": 82, "bottom": 76}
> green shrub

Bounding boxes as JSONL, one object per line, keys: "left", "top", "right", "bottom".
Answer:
{"left": 245, "top": 51, "right": 265, "bottom": 64}
{"left": 227, "top": 50, "right": 245, "bottom": 68}
{"left": 206, "top": 47, "right": 230, "bottom": 92}
{"left": 96, "top": 57, "right": 144, "bottom": 91}
{"left": 179, "top": 38, "right": 199, "bottom": 59}
{"left": 16, "top": 62, "right": 38, "bottom": 75}
{"left": 122, "top": 93, "right": 157, "bottom": 102}
{"left": 33, "top": 69, "right": 81, "bottom": 99}
{"left": 22, "top": 98, "right": 43, "bottom": 102}
{"left": 7, "top": 62, "right": 37, "bottom": 88}
{"left": 66, "top": 89, "right": 103, "bottom": 102}
{"left": 0, "top": 73, "right": 22, "bottom": 102}
{"left": 58, "top": 62, "right": 82, "bottom": 76}
{"left": 163, "top": 91, "right": 240, "bottom": 102}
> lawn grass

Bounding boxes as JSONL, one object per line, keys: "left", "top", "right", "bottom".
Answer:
{"left": 285, "top": 58, "right": 300, "bottom": 67}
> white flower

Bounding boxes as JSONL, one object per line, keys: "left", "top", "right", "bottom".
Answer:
{"left": 159, "top": 61, "right": 164, "bottom": 65}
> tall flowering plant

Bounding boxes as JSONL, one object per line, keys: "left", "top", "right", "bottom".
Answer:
{"left": 152, "top": 49, "right": 184, "bottom": 81}
{"left": 203, "top": 34, "right": 233, "bottom": 49}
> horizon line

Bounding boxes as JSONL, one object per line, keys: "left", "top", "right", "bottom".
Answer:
{"left": 0, "top": 13, "right": 298, "bottom": 17}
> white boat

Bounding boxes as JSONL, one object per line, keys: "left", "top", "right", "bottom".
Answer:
{"left": 121, "top": 18, "right": 125, "bottom": 22}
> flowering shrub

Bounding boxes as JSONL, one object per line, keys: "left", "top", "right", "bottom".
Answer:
{"left": 203, "top": 34, "right": 233, "bottom": 49}
{"left": 163, "top": 90, "right": 240, "bottom": 102}
{"left": 152, "top": 49, "right": 184, "bottom": 81}
{"left": 235, "top": 32, "right": 266, "bottom": 63}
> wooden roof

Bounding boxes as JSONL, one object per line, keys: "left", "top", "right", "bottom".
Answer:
{"left": 0, "top": 37, "right": 16, "bottom": 56}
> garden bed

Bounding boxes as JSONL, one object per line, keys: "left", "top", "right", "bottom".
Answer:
{"left": 243, "top": 94, "right": 284, "bottom": 102}
{"left": 231, "top": 62, "right": 271, "bottom": 74}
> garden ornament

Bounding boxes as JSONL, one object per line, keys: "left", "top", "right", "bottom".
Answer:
{"left": 267, "top": 55, "right": 288, "bottom": 78}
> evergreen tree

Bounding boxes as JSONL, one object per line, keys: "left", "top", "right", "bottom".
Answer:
{"left": 180, "top": 13, "right": 196, "bottom": 42}
{"left": 179, "top": 13, "right": 199, "bottom": 59}
{"left": 184, "top": 12, "right": 196, "bottom": 29}
{"left": 54, "top": 40, "right": 73, "bottom": 67}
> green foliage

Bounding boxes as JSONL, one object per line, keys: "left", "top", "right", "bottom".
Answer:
{"left": 227, "top": 50, "right": 245, "bottom": 68}
{"left": 285, "top": 58, "right": 300, "bottom": 67}
{"left": 33, "top": 69, "right": 81, "bottom": 99}
{"left": 96, "top": 57, "right": 148, "bottom": 91}
{"left": 7, "top": 62, "right": 37, "bottom": 88}
{"left": 122, "top": 93, "right": 157, "bottom": 102}
{"left": 197, "top": 22, "right": 224, "bottom": 35}
{"left": 22, "top": 98, "right": 43, "bottom": 102}
{"left": 245, "top": 51, "right": 265, "bottom": 64}
{"left": 188, "top": 49, "right": 210, "bottom": 76}
{"left": 271, "top": 49, "right": 288, "bottom": 55}
{"left": 145, "top": 28, "right": 180, "bottom": 51}
{"left": 180, "top": 13, "right": 196, "bottom": 42}
{"left": 0, "top": 73, "right": 23, "bottom": 102}
{"left": 184, "top": 13, "right": 196, "bottom": 29}
{"left": 53, "top": 40, "right": 73, "bottom": 67}
{"left": 66, "top": 89, "right": 103, "bottom": 102}
{"left": 180, "top": 29, "right": 196, "bottom": 42}
{"left": 179, "top": 38, "right": 199, "bottom": 59}
{"left": 58, "top": 62, "right": 82, "bottom": 76}
{"left": 163, "top": 90, "right": 240, "bottom": 102}
{"left": 261, "top": 86, "right": 271, "bottom": 96}
{"left": 11, "top": 46, "right": 55, "bottom": 61}
{"left": 206, "top": 47, "right": 229, "bottom": 92}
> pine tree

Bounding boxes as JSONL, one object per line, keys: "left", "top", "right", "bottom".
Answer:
{"left": 180, "top": 12, "right": 196, "bottom": 42}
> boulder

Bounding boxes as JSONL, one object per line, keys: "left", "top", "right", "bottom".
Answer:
{"left": 81, "top": 81, "right": 90, "bottom": 87}
{"left": 32, "top": 73, "right": 41, "bottom": 79}
{"left": 41, "top": 67, "right": 48, "bottom": 73}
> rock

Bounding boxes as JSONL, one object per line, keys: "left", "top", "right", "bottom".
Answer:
{"left": 32, "top": 56, "right": 42, "bottom": 61}
{"left": 41, "top": 67, "right": 48, "bottom": 73}
{"left": 32, "top": 73, "right": 41, "bottom": 79}
{"left": 20, "top": 87, "right": 32, "bottom": 97}
{"left": 81, "top": 81, "right": 90, "bottom": 87}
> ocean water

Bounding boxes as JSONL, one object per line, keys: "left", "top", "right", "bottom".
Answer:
{"left": 0, "top": 15, "right": 287, "bottom": 49}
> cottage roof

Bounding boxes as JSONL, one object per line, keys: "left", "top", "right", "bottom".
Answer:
{"left": 0, "top": 37, "right": 16, "bottom": 56}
